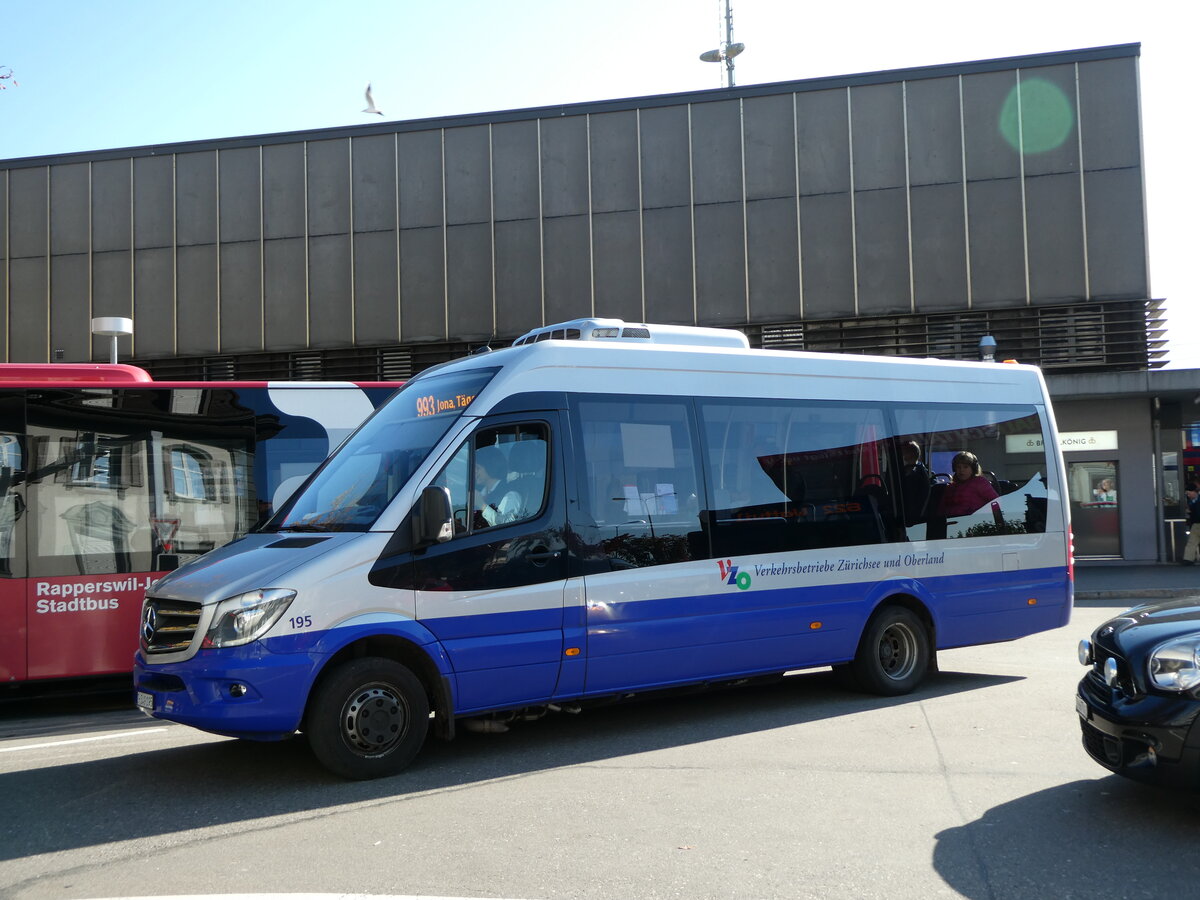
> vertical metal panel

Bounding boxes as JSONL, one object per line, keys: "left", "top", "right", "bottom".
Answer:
{"left": 263, "top": 143, "right": 307, "bottom": 239}
{"left": 540, "top": 116, "right": 589, "bottom": 218}
{"left": 219, "top": 240, "right": 263, "bottom": 352}
{"left": 91, "top": 160, "right": 131, "bottom": 253}
{"left": 264, "top": 237, "right": 308, "bottom": 348}
{"left": 134, "top": 155, "right": 175, "bottom": 249}
{"left": 308, "top": 234, "right": 353, "bottom": 345}
{"left": 1027, "top": 173, "right": 1085, "bottom": 303}
{"left": 796, "top": 89, "right": 850, "bottom": 195}
{"left": 962, "top": 70, "right": 1021, "bottom": 181}
{"left": 49, "top": 254, "right": 89, "bottom": 359}
{"left": 91, "top": 250, "right": 132, "bottom": 359}
{"left": 398, "top": 227, "right": 445, "bottom": 340}
{"left": 9, "top": 168, "right": 47, "bottom": 259}
{"left": 543, "top": 215, "right": 590, "bottom": 325}
{"left": 9, "top": 257, "right": 48, "bottom": 362}
{"left": 397, "top": 131, "right": 444, "bottom": 229}
{"left": 694, "top": 202, "right": 745, "bottom": 325}
{"left": 911, "top": 183, "right": 968, "bottom": 311}
{"left": 49, "top": 164, "right": 89, "bottom": 255}
{"left": 494, "top": 219, "right": 541, "bottom": 334}
{"left": 642, "top": 206, "right": 693, "bottom": 324}
{"left": 591, "top": 210, "right": 643, "bottom": 321}
{"left": 492, "top": 121, "right": 539, "bottom": 221}
{"left": 854, "top": 188, "right": 910, "bottom": 315}
{"left": 446, "top": 223, "right": 494, "bottom": 340}
{"left": 589, "top": 110, "right": 640, "bottom": 213}
{"left": 353, "top": 230, "right": 399, "bottom": 342}
{"left": 850, "top": 83, "right": 906, "bottom": 191}
{"left": 307, "top": 139, "right": 351, "bottom": 237}
{"left": 906, "top": 77, "right": 962, "bottom": 187}
{"left": 0, "top": 172, "right": 6, "bottom": 262}
{"left": 798, "top": 193, "right": 855, "bottom": 317}
{"left": 967, "top": 179, "right": 1026, "bottom": 307}
{"left": 639, "top": 106, "right": 691, "bottom": 209}
{"left": 746, "top": 197, "right": 800, "bottom": 321}
{"left": 1084, "top": 168, "right": 1147, "bottom": 299}
{"left": 691, "top": 100, "right": 743, "bottom": 205}
{"left": 175, "top": 151, "right": 217, "bottom": 246}
{"left": 743, "top": 94, "right": 796, "bottom": 201}
{"left": 444, "top": 125, "right": 491, "bottom": 225}
{"left": 1017, "top": 64, "right": 1080, "bottom": 177}
{"left": 133, "top": 247, "right": 176, "bottom": 357}
{"left": 1078, "top": 57, "right": 1141, "bottom": 171}
{"left": 352, "top": 135, "right": 398, "bottom": 232}
{"left": 218, "top": 147, "right": 261, "bottom": 244}
{"left": 176, "top": 244, "right": 218, "bottom": 354}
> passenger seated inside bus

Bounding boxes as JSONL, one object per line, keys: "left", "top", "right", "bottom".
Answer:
{"left": 938, "top": 450, "right": 999, "bottom": 517}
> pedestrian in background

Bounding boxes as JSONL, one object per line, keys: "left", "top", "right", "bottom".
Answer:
{"left": 1184, "top": 483, "right": 1200, "bottom": 565}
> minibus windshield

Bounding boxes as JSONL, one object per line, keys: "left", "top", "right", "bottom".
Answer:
{"left": 271, "top": 368, "right": 495, "bottom": 532}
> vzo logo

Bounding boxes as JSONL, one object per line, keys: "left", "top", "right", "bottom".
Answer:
{"left": 717, "top": 559, "right": 752, "bottom": 591}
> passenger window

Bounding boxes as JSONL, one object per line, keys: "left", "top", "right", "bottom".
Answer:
{"left": 573, "top": 398, "right": 704, "bottom": 569}
{"left": 700, "top": 400, "right": 896, "bottom": 554}
{"left": 893, "top": 405, "right": 1049, "bottom": 540}
{"left": 431, "top": 422, "right": 549, "bottom": 536}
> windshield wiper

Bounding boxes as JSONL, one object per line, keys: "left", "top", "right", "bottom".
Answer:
{"left": 274, "top": 522, "right": 334, "bottom": 533}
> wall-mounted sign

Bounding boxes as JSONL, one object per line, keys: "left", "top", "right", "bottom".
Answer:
{"left": 1006, "top": 431, "right": 1119, "bottom": 454}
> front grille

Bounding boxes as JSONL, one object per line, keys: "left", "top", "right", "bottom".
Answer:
{"left": 141, "top": 596, "right": 203, "bottom": 654}
{"left": 1087, "top": 645, "right": 1139, "bottom": 698}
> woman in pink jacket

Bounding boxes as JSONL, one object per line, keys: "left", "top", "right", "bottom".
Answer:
{"left": 939, "top": 450, "right": 998, "bottom": 517}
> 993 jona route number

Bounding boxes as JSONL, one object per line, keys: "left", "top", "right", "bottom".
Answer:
{"left": 415, "top": 393, "right": 475, "bottom": 418}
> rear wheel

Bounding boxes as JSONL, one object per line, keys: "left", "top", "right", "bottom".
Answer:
{"left": 850, "top": 606, "right": 930, "bottom": 696}
{"left": 307, "top": 658, "right": 429, "bottom": 780}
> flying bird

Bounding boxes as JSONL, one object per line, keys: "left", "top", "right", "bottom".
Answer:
{"left": 362, "top": 83, "right": 383, "bottom": 116}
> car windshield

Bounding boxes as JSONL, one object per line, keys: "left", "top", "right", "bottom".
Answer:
{"left": 269, "top": 368, "right": 495, "bottom": 532}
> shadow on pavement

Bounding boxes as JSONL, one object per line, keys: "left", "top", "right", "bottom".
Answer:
{"left": 934, "top": 776, "right": 1200, "bottom": 898}
{"left": 1, "top": 668, "right": 1016, "bottom": 860}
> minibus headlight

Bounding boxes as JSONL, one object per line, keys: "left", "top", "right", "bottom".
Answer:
{"left": 1148, "top": 636, "right": 1200, "bottom": 692}
{"left": 203, "top": 589, "right": 296, "bottom": 649}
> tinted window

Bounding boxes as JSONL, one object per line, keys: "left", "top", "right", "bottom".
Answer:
{"left": 893, "top": 405, "right": 1049, "bottom": 540}
{"left": 23, "top": 385, "right": 391, "bottom": 576}
{"left": 699, "top": 400, "right": 896, "bottom": 555}
{"left": 571, "top": 397, "right": 705, "bottom": 570}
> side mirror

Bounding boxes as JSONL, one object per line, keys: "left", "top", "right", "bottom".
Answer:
{"left": 412, "top": 485, "right": 454, "bottom": 548}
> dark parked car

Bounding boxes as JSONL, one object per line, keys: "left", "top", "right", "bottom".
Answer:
{"left": 1077, "top": 598, "right": 1200, "bottom": 787}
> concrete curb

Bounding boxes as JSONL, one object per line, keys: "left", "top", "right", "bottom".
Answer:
{"left": 1075, "top": 589, "right": 1200, "bottom": 600}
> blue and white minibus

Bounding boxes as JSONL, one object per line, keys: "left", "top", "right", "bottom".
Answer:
{"left": 134, "top": 319, "right": 1072, "bottom": 779}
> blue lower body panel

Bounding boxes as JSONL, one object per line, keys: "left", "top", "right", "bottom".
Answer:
{"left": 134, "top": 645, "right": 318, "bottom": 739}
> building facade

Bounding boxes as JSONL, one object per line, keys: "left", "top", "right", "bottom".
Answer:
{"left": 0, "top": 43, "right": 1161, "bottom": 380}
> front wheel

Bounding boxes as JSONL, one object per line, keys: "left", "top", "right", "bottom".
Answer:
{"left": 850, "top": 606, "right": 930, "bottom": 696}
{"left": 307, "top": 658, "right": 429, "bottom": 780}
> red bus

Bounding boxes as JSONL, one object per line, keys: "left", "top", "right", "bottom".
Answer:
{"left": 0, "top": 364, "right": 397, "bottom": 687}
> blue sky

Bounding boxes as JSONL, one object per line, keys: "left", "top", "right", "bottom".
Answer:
{"left": 2, "top": 1, "right": 1194, "bottom": 366}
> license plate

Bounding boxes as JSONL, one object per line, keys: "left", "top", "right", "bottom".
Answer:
{"left": 136, "top": 691, "right": 155, "bottom": 712}
{"left": 1075, "top": 694, "right": 1090, "bottom": 720}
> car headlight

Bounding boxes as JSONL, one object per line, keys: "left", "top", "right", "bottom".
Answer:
{"left": 1148, "top": 635, "right": 1200, "bottom": 692}
{"left": 202, "top": 588, "right": 296, "bottom": 649}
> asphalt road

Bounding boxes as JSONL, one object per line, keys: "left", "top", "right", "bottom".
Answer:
{"left": 2, "top": 597, "right": 1199, "bottom": 900}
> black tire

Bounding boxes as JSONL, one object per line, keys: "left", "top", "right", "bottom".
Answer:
{"left": 850, "top": 606, "right": 930, "bottom": 696}
{"left": 306, "top": 657, "right": 429, "bottom": 780}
